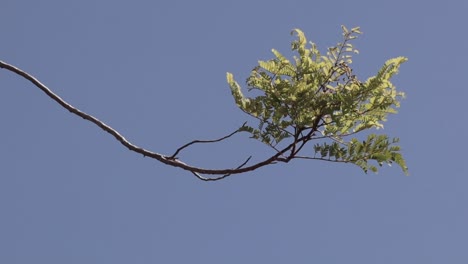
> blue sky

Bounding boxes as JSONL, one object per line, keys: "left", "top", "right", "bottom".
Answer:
{"left": 1, "top": 1, "right": 467, "bottom": 263}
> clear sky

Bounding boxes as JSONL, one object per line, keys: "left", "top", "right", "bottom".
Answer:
{"left": 1, "top": 1, "right": 467, "bottom": 263}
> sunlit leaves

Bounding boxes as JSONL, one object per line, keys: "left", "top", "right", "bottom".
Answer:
{"left": 312, "top": 134, "right": 408, "bottom": 174}
{"left": 226, "top": 26, "right": 408, "bottom": 174}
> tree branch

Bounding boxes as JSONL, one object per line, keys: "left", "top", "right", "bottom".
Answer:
{"left": 0, "top": 60, "right": 294, "bottom": 178}
{"left": 0, "top": 26, "right": 408, "bottom": 178}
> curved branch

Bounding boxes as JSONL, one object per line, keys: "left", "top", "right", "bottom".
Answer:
{"left": 0, "top": 60, "right": 296, "bottom": 177}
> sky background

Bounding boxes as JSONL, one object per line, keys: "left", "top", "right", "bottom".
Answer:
{"left": 1, "top": 1, "right": 467, "bottom": 263}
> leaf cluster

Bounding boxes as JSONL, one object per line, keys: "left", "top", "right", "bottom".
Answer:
{"left": 227, "top": 26, "right": 408, "bottom": 174}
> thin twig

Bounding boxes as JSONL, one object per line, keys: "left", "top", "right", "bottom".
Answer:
{"left": 294, "top": 156, "right": 348, "bottom": 163}
{"left": 170, "top": 122, "right": 247, "bottom": 159}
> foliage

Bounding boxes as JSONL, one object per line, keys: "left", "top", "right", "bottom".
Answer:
{"left": 227, "top": 26, "right": 408, "bottom": 174}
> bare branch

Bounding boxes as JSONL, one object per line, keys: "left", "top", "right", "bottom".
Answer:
{"left": 0, "top": 60, "right": 294, "bottom": 177}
